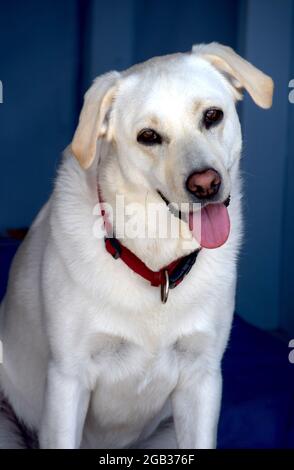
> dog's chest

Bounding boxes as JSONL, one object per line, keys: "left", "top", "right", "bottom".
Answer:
{"left": 89, "top": 332, "right": 179, "bottom": 386}
{"left": 85, "top": 332, "right": 185, "bottom": 424}
{"left": 85, "top": 326, "right": 207, "bottom": 433}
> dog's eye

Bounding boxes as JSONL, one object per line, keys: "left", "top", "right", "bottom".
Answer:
{"left": 203, "top": 108, "right": 223, "bottom": 129}
{"left": 137, "top": 129, "right": 162, "bottom": 145}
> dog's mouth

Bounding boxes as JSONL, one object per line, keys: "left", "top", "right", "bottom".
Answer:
{"left": 157, "top": 190, "right": 231, "bottom": 249}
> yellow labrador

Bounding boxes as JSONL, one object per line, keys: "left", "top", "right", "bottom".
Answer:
{"left": 0, "top": 43, "right": 273, "bottom": 449}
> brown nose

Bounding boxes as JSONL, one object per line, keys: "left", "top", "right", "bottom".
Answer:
{"left": 186, "top": 168, "right": 221, "bottom": 199}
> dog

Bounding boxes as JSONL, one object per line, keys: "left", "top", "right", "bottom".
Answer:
{"left": 0, "top": 43, "right": 273, "bottom": 449}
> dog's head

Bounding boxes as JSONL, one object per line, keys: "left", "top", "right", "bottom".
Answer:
{"left": 71, "top": 43, "right": 273, "bottom": 249}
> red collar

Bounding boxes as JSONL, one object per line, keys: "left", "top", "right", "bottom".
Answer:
{"left": 98, "top": 187, "right": 200, "bottom": 303}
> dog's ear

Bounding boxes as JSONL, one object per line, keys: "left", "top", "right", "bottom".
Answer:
{"left": 192, "top": 42, "right": 273, "bottom": 109}
{"left": 71, "top": 71, "right": 120, "bottom": 169}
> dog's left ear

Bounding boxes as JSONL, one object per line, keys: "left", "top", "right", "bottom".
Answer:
{"left": 192, "top": 42, "right": 274, "bottom": 109}
{"left": 71, "top": 71, "right": 120, "bottom": 169}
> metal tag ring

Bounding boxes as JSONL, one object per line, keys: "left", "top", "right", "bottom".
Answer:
{"left": 161, "top": 270, "right": 170, "bottom": 304}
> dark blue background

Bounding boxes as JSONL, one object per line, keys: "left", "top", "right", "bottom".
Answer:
{"left": 0, "top": 0, "right": 294, "bottom": 449}
{"left": 0, "top": 1, "right": 293, "bottom": 332}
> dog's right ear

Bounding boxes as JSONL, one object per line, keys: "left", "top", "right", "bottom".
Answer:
{"left": 71, "top": 71, "right": 120, "bottom": 169}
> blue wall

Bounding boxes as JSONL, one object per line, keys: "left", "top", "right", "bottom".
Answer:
{"left": 133, "top": 0, "right": 238, "bottom": 62}
{"left": 0, "top": 0, "right": 293, "bottom": 334}
{"left": 236, "top": 0, "right": 294, "bottom": 333}
{"left": 281, "top": 2, "right": 294, "bottom": 335}
{"left": 0, "top": 0, "right": 79, "bottom": 231}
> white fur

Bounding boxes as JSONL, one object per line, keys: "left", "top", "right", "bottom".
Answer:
{"left": 0, "top": 44, "right": 272, "bottom": 449}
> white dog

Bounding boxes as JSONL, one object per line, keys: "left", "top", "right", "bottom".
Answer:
{"left": 0, "top": 43, "right": 273, "bottom": 449}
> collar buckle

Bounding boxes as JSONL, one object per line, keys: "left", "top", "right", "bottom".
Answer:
{"left": 105, "top": 237, "right": 122, "bottom": 259}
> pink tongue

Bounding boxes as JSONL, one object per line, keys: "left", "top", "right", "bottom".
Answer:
{"left": 189, "top": 203, "right": 230, "bottom": 249}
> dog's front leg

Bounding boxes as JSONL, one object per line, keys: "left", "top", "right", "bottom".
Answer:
{"left": 172, "top": 367, "right": 222, "bottom": 449}
{"left": 39, "top": 363, "right": 90, "bottom": 449}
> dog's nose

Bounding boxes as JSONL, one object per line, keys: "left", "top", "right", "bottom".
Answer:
{"left": 186, "top": 168, "right": 221, "bottom": 199}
